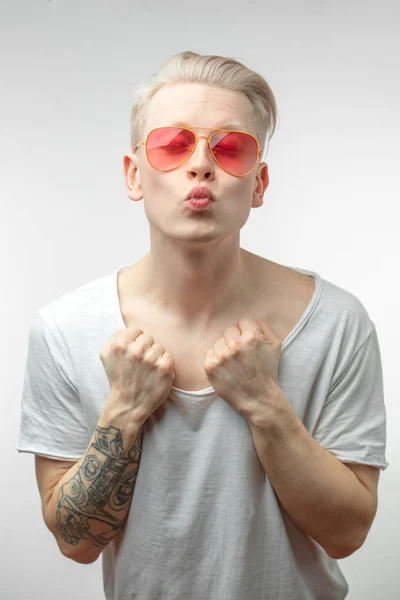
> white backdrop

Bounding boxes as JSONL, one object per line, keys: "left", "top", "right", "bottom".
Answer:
{"left": 1, "top": 1, "right": 398, "bottom": 599}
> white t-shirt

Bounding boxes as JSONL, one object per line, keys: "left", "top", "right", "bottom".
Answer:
{"left": 17, "top": 263, "right": 389, "bottom": 600}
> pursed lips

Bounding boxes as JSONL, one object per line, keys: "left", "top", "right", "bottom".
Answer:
{"left": 185, "top": 186, "right": 214, "bottom": 201}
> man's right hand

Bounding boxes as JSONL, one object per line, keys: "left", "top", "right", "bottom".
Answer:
{"left": 100, "top": 327, "right": 175, "bottom": 422}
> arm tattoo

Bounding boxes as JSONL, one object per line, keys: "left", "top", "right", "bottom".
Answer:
{"left": 56, "top": 424, "right": 144, "bottom": 549}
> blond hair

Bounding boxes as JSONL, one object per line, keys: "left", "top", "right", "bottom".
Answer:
{"left": 130, "top": 51, "right": 279, "bottom": 161}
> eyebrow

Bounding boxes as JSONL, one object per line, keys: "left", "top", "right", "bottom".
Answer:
{"left": 169, "top": 121, "right": 244, "bottom": 131}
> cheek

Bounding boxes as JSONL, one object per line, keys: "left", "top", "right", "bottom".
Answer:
{"left": 225, "top": 187, "right": 254, "bottom": 219}
{"left": 141, "top": 171, "right": 171, "bottom": 203}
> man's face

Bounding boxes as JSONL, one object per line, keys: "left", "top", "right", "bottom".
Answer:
{"left": 125, "top": 82, "right": 268, "bottom": 243}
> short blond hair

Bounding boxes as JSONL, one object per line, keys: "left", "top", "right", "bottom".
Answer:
{"left": 130, "top": 51, "right": 279, "bottom": 161}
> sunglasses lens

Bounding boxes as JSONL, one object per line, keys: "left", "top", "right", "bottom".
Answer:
{"left": 146, "top": 127, "right": 259, "bottom": 175}
{"left": 210, "top": 131, "right": 259, "bottom": 176}
{"left": 146, "top": 128, "right": 195, "bottom": 171}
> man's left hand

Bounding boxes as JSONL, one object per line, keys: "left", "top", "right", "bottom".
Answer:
{"left": 204, "top": 317, "right": 283, "bottom": 419}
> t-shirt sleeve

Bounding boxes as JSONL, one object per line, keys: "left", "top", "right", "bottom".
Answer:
{"left": 17, "top": 311, "right": 90, "bottom": 460}
{"left": 312, "top": 325, "right": 389, "bottom": 471}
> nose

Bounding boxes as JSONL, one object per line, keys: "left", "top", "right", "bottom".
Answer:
{"left": 185, "top": 135, "right": 215, "bottom": 179}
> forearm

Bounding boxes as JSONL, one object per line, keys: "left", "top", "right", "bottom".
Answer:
{"left": 46, "top": 399, "right": 146, "bottom": 564}
{"left": 247, "top": 385, "right": 375, "bottom": 559}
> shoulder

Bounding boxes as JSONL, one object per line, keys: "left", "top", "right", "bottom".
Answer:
{"left": 283, "top": 261, "right": 375, "bottom": 338}
{"left": 37, "top": 270, "right": 115, "bottom": 329}
{"left": 30, "top": 270, "right": 118, "bottom": 358}
{"left": 317, "top": 274, "right": 375, "bottom": 348}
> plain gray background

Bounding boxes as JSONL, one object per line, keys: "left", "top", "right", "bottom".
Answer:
{"left": 2, "top": 1, "right": 398, "bottom": 598}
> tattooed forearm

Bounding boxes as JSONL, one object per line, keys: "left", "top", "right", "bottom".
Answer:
{"left": 56, "top": 423, "right": 144, "bottom": 549}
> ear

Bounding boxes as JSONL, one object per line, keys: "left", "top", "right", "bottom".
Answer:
{"left": 123, "top": 153, "right": 143, "bottom": 201}
{"left": 252, "top": 163, "right": 269, "bottom": 208}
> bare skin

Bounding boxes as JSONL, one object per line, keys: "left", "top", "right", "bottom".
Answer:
{"left": 117, "top": 249, "right": 316, "bottom": 391}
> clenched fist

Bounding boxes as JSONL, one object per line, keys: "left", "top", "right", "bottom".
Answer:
{"left": 100, "top": 327, "right": 175, "bottom": 422}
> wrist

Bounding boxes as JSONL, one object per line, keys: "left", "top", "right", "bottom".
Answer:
{"left": 246, "top": 384, "right": 300, "bottom": 433}
{"left": 103, "top": 394, "right": 149, "bottom": 428}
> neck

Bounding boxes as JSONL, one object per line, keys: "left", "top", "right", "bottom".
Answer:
{"left": 134, "top": 244, "right": 257, "bottom": 330}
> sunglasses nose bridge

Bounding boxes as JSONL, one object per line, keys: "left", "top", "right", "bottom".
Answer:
{"left": 190, "top": 133, "right": 214, "bottom": 158}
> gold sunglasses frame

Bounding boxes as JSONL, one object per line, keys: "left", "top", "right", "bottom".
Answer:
{"left": 133, "top": 125, "right": 263, "bottom": 177}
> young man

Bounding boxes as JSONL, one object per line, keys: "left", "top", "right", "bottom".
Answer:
{"left": 18, "top": 52, "right": 388, "bottom": 600}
